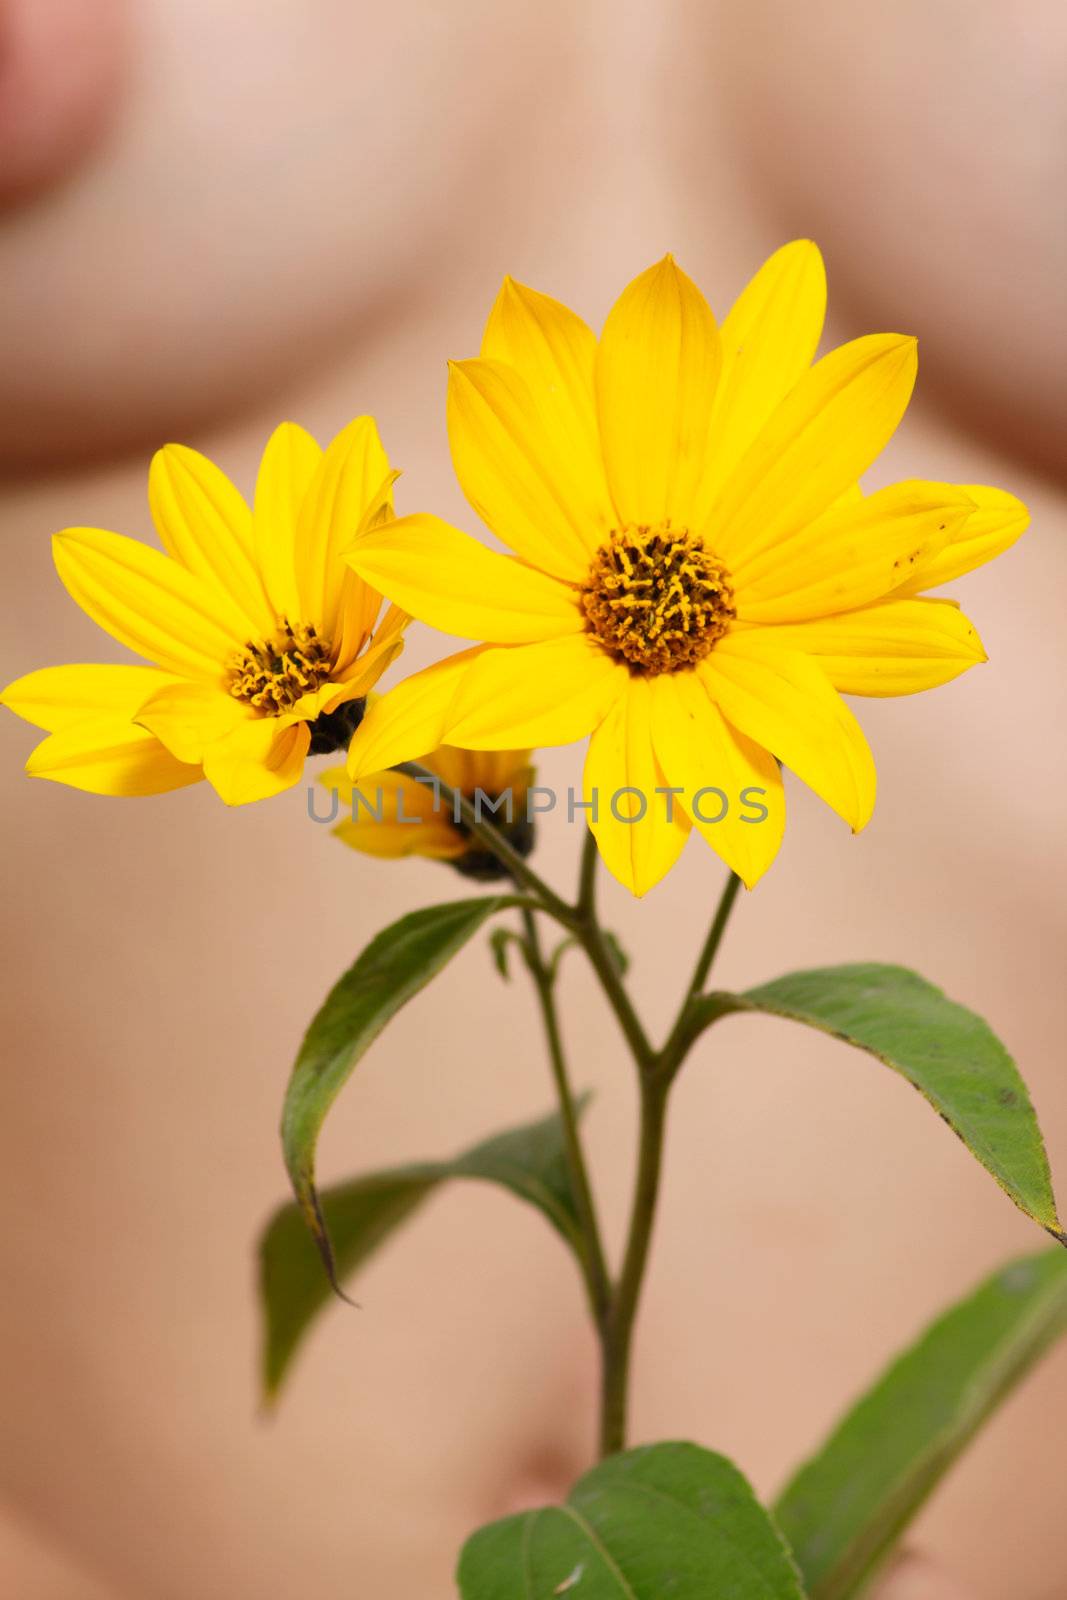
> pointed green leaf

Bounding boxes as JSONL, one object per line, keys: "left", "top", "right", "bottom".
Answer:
{"left": 261, "top": 1100, "right": 591, "bottom": 1401}
{"left": 281, "top": 897, "right": 511, "bottom": 1283}
{"left": 457, "top": 1442, "right": 806, "bottom": 1599}
{"left": 703, "top": 964, "right": 1061, "bottom": 1237}
{"left": 602, "top": 929, "right": 630, "bottom": 978}
{"left": 489, "top": 926, "right": 524, "bottom": 981}
{"left": 775, "top": 1247, "right": 1067, "bottom": 1599}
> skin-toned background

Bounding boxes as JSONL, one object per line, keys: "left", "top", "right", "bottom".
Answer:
{"left": 1, "top": 1, "right": 1066, "bottom": 1595}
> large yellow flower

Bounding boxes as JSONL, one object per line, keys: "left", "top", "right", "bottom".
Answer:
{"left": 2, "top": 419, "right": 408, "bottom": 804}
{"left": 322, "top": 744, "right": 534, "bottom": 879}
{"left": 345, "top": 244, "right": 1028, "bottom": 893}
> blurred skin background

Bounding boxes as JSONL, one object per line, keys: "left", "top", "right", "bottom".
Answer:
{"left": 1, "top": 0, "right": 1065, "bottom": 1594}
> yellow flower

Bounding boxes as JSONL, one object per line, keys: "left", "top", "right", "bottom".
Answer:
{"left": 344, "top": 244, "right": 1028, "bottom": 894}
{"left": 321, "top": 744, "right": 535, "bottom": 881}
{"left": 2, "top": 420, "right": 408, "bottom": 803}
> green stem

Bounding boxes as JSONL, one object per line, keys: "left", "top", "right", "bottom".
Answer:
{"left": 595, "top": 862, "right": 745, "bottom": 1458}
{"left": 574, "top": 832, "right": 656, "bottom": 1072}
{"left": 577, "top": 823, "right": 600, "bottom": 917}
{"left": 394, "top": 763, "right": 575, "bottom": 927}
{"left": 599, "top": 1072, "right": 670, "bottom": 1457}
{"left": 686, "top": 870, "right": 743, "bottom": 1001}
{"left": 519, "top": 907, "right": 611, "bottom": 1323}
{"left": 392, "top": 767, "right": 745, "bottom": 1463}
{"left": 659, "top": 869, "right": 743, "bottom": 1078}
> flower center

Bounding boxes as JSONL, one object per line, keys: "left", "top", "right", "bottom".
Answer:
{"left": 227, "top": 620, "right": 333, "bottom": 714}
{"left": 579, "top": 523, "right": 735, "bottom": 675}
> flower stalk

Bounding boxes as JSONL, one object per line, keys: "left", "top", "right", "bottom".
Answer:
{"left": 518, "top": 906, "right": 611, "bottom": 1325}
{"left": 407, "top": 768, "right": 745, "bottom": 1461}
{"left": 598, "top": 1069, "right": 671, "bottom": 1458}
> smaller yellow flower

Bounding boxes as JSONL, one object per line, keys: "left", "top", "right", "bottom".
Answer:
{"left": 322, "top": 745, "right": 535, "bottom": 881}
{"left": 1, "top": 419, "right": 408, "bottom": 803}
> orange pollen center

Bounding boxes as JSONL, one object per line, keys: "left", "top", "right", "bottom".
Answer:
{"left": 579, "top": 522, "right": 735, "bottom": 675}
{"left": 227, "top": 619, "right": 333, "bottom": 714}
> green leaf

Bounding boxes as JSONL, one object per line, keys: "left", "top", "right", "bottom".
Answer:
{"left": 545, "top": 934, "right": 579, "bottom": 983}
{"left": 602, "top": 930, "right": 630, "bottom": 978}
{"left": 281, "top": 897, "right": 510, "bottom": 1285}
{"left": 704, "top": 963, "right": 1061, "bottom": 1238}
{"left": 488, "top": 926, "right": 516, "bottom": 980}
{"left": 774, "top": 1247, "right": 1067, "bottom": 1599}
{"left": 261, "top": 1099, "right": 592, "bottom": 1401}
{"left": 457, "top": 1442, "right": 806, "bottom": 1599}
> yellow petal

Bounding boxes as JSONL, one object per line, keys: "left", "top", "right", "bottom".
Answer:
{"left": 333, "top": 602, "right": 408, "bottom": 698}
{"left": 711, "top": 333, "right": 918, "bottom": 570}
{"left": 347, "top": 635, "right": 405, "bottom": 700}
{"left": 53, "top": 528, "right": 243, "bottom": 680}
{"left": 135, "top": 681, "right": 250, "bottom": 763}
{"left": 734, "top": 481, "right": 974, "bottom": 622}
{"left": 1, "top": 662, "right": 182, "bottom": 732}
{"left": 832, "top": 484, "right": 866, "bottom": 511}
{"left": 334, "top": 814, "right": 464, "bottom": 860}
{"left": 330, "top": 471, "right": 400, "bottom": 673}
{"left": 372, "top": 602, "right": 409, "bottom": 652}
{"left": 253, "top": 422, "right": 323, "bottom": 621}
{"left": 756, "top": 598, "right": 987, "bottom": 696}
{"left": 697, "top": 240, "right": 826, "bottom": 521}
{"left": 202, "top": 716, "right": 310, "bottom": 805}
{"left": 293, "top": 653, "right": 401, "bottom": 726}
{"left": 294, "top": 416, "right": 392, "bottom": 638}
{"left": 148, "top": 445, "right": 273, "bottom": 634}
{"left": 650, "top": 671, "right": 785, "bottom": 888}
{"left": 481, "top": 277, "right": 601, "bottom": 464}
{"left": 447, "top": 356, "right": 607, "bottom": 581}
{"left": 582, "top": 676, "right": 691, "bottom": 896}
{"left": 292, "top": 679, "right": 352, "bottom": 724}
{"left": 25, "top": 718, "right": 201, "bottom": 797}
{"left": 348, "top": 513, "right": 581, "bottom": 643}
{"left": 329, "top": 474, "right": 401, "bottom": 671}
{"left": 596, "top": 256, "right": 722, "bottom": 527}
{"left": 893, "top": 484, "right": 1030, "bottom": 597}
{"left": 701, "top": 632, "right": 876, "bottom": 831}
{"left": 325, "top": 768, "right": 464, "bottom": 859}
{"left": 346, "top": 646, "right": 486, "bottom": 779}
{"left": 430, "top": 745, "right": 534, "bottom": 796}
{"left": 332, "top": 571, "right": 381, "bottom": 675}
{"left": 444, "top": 633, "right": 627, "bottom": 749}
